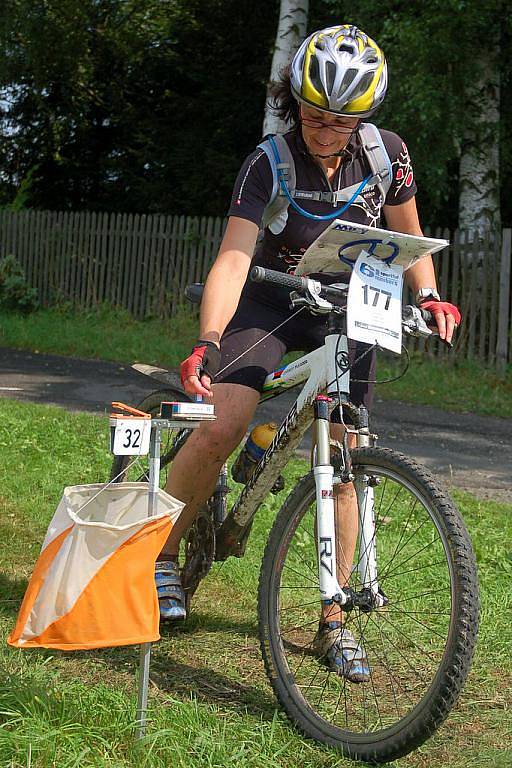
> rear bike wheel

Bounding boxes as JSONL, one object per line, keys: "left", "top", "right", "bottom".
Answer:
{"left": 258, "top": 446, "right": 479, "bottom": 763}
{"left": 109, "top": 388, "right": 191, "bottom": 485}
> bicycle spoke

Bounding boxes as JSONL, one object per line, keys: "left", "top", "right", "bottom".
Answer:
{"left": 279, "top": 585, "right": 320, "bottom": 590}
{"left": 371, "top": 621, "right": 432, "bottom": 689}
{"left": 378, "top": 558, "right": 448, "bottom": 582}
{"left": 366, "top": 615, "right": 416, "bottom": 708}
{"left": 389, "top": 589, "right": 447, "bottom": 606}
{"left": 388, "top": 608, "right": 452, "bottom": 616}
{"left": 292, "top": 643, "right": 315, "bottom": 676}
{"left": 378, "top": 495, "right": 420, "bottom": 578}
{"left": 389, "top": 607, "right": 449, "bottom": 641}
{"left": 281, "top": 561, "right": 317, "bottom": 585}
{"left": 352, "top": 478, "right": 398, "bottom": 576}
{"left": 332, "top": 664, "right": 350, "bottom": 725}
{"left": 378, "top": 513, "right": 431, "bottom": 583}
{"left": 368, "top": 616, "right": 402, "bottom": 716}
{"left": 261, "top": 451, "right": 478, "bottom": 760}
{"left": 299, "top": 661, "right": 324, "bottom": 698}
{"left": 278, "top": 598, "right": 322, "bottom": 613}
{"left": 280, "top": 615, "right": 323, "bottom": 635}
{"left": 296, "top": 520, "right": 316, "bottom": 542}
{"left": 379, "top": 534, "right": 442, "bottom": 585}
{"left": 315, "top": 669, "right": 332, "bottom": 712}
{"left": 376, "top": 611, "right": 439, "bottom": 665}
{"left": 355, "top": 610, "right": 379, "bottom": 730}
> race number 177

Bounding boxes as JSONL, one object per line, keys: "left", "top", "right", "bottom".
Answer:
{"left": 362, "top": 284, "right": 392, "bottom": 310}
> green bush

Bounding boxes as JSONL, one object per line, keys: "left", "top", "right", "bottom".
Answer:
{"left": 0, "top": 255, "right": 38, "bottom": 313}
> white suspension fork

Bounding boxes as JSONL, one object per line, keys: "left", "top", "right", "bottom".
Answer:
{"left": 313, "top": 397, "right": 347, "bottom": 604}
{"left": 354, "top": 476, "right": 380, "bottom": 598}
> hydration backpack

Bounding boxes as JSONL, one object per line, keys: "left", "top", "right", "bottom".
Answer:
{"left": 257, "top": 123, "right": 393, "bottom": 234}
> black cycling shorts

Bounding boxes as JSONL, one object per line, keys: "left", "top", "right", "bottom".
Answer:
{"left": 216, "top": 295, "right": 376, "bottom": 415}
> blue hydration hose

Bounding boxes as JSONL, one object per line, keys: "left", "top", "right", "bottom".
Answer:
{"left": 268, "top": 135, "right": 371, "bottom": 222}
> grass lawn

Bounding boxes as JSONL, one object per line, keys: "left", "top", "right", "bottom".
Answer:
{"left": 0, "top": 306, "right": 510, "bottom": 418}
{"left": 0, "top": 398, "right": 510, "bottom": 767}
{"left": 0, "top": 306, "right": 198, "bottom": 372}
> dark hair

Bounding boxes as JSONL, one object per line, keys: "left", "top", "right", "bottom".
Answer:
{"left": 267, "top": 65, "right": 300, "bottom": 126}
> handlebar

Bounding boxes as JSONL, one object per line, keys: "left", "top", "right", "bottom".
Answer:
{"left": 250, "top": 265, "right": 306, "bottom": 292}
{"left": 250, "top": 265, "right": 436, "bottom": 333}
{"left": 250, "top": 265, "right": 350, "bottom": 302}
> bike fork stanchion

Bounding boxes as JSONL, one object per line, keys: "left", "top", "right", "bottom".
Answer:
{"left": 135, "top": 422, "right": 161, "bottom": 740}
{"left": 313, "top": 396, "right": 346, "bottom": 603}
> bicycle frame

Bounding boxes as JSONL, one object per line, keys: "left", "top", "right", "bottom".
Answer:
{"left": 216, "top": 324, "right": 379, "bottom": 609}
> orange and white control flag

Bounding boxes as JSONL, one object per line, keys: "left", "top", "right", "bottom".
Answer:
{"left": 8, "top": 483, "right": 184, "bottom": 651}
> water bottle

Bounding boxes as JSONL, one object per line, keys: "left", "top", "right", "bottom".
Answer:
{"left": 231, "top": 422, "right": 278, "bottom": 484}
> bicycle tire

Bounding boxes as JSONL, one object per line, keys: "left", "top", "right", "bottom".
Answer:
{"left": 258, "top": 446, "right": 479, "bottom": 763}
{"left": 109, "top": 388, "right": 191, "bottom": 484}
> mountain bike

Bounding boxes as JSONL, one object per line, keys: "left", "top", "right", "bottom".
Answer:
{"left": 110, "top": 266, "right": 479, "bottom": 763}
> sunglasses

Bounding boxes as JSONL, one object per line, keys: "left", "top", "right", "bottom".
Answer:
{"left": 300, "top": 112, "right": 359, "bottom": 135}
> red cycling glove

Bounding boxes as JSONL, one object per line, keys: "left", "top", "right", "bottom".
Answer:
{"left": 419, "top": 300, "right": 462, "bottom": 326}
{"left": 180, "top": 340, "right": 221, "bottom": 388}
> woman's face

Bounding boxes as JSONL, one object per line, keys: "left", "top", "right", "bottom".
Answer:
{"left": 299, "top": 104, "right": 359, "bottom": 157}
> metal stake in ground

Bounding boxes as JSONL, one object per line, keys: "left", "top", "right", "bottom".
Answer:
{"left": 135, "top": 423, "right": 161, "bottom": 739}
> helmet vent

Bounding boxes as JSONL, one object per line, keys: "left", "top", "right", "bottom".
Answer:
{"left": 308, "top": 56, "right": 321, "bottom": 88}
{"left": 353, "top": 72, "right": 374, "bottom": 99}
{"left": 340, "top": 69, "right": 358, "bottom": 93}
{"left": 338, "top": 43, "right": 354, "bottom": 54}
{"left": 363, "top": 49, "right": 379, "bottom": 64}
{"left": 325, "top": 61, "right": 337, "bottom": 92}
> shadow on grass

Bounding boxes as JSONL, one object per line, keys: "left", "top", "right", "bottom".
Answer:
{"left": 50, "top": 608, "right": 278, "bottom": 720}
{"left": 149, "top": 657, "right": 278, "bottom": 718}
{"left": 67, "top": 645, "right": 278, "bottom": 720}
{"left": 154, "top": 607, "right": 274, "bottom": 716}
{"left": 1, "top": 566, "right": 276, "bottom": 719}
{"left": 0, "top": 573, "right": 28, "bottom": 618}
{"left": 159, "top": 607, "right": 259, "bottom": 638}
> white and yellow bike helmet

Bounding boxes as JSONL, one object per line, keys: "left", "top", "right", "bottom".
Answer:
{"left": 290, "top": 25, "right": 387, "bottom": 118}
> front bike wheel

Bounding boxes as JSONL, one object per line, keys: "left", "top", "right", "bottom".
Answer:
{"left": 109, "top": 388, "right": 191, "bottom": 484}
{"left": 258, "top": 447, "right": 479, "bottom": 763}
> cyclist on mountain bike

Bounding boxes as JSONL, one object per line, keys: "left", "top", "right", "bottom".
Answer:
{"left": 156, "top": 24, "right": 461, "bottom": 682}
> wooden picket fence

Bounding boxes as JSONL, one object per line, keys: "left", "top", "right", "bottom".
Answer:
{"left": 0, "top": 210, "right": 226, "bottom": 319}
{"left": 0, "top": 209, "right": 510, "bottom": 371}
{"left": 409, "top": 226, "right": 511, "bottom": 372}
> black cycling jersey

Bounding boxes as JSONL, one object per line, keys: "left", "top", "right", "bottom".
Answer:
{"left": 217, "top": 124, "right": 418, "bottom": 402}
{"left": 228, "top": 126, "right": 417, "bottom": 309}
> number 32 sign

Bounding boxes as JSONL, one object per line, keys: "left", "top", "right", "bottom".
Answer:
{"left": 112, "top": 418, "right": 151, "bottom": 456}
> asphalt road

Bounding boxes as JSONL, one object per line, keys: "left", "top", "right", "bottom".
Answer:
{"left": 0, "top": 346, "right": 510, "bottom": 500}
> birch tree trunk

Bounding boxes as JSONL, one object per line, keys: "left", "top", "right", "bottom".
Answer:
{"left": 458, "top": 50, "right": 501, "bottom": 235}
{"left": 262, "top": 0, "right": 309, "bottom": 137}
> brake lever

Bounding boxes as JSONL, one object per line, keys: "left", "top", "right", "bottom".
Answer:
{"left": 402, "top": 305, "right": 454, "bottom": 349}
{"left": 419, "top": 306, "right": 455, "bottom": 349}
{"left": 402, "top": 305, "right": 433, "bottom": 338}
{"left": 289, "top": 285, "right": 334, "bottom": 314}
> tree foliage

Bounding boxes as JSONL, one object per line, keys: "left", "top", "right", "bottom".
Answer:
{"left": 0, "top": 0, "right": 511, "bottom": 227}
{"left": 0, "top": 0, "right": 276, "bottom": 214}
{"left": 313, "top": 0, "right": 511, "bottom": 227}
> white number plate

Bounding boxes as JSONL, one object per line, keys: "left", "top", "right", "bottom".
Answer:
{"left": 112, "top": 418, "right": 151, "bottom": 455}
{"left": 347, "top": 252, "right": 403, "bottom": 354}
